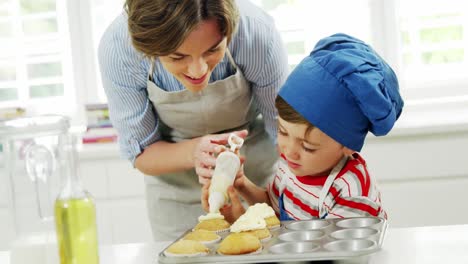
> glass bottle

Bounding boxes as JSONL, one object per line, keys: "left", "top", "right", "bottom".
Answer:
{"left": 54, "top": 135, "right": 99, "bottom": 264}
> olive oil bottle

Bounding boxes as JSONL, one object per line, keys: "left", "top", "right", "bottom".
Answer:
{"left": 54, "top": 136, "right": 99, "bottom": 264}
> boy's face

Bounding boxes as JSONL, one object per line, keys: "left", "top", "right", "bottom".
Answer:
{"left": 277, "top": 117, "right": 348, "bottom": 177}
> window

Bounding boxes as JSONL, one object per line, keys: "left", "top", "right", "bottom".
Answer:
{"left": 0, "top": 0, "right": 74, "bottom": 115}
{"left": 252, "top": 0, "right": 373, "bottom": 69}
{"left": 1, "top": 0, "right": 467, "bottom": 126}
{"left": 90, "top": 0, "right": 123, "bottom": 102}
{"left": 396, "top": 0, "right": 468, "bottom": 100}
{"left": 252, "top": 0, "right": 468, "bottom": 102}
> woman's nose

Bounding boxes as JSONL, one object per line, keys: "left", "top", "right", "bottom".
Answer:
{"left": 187, "top": 57, "right": 208, "bottom": 78}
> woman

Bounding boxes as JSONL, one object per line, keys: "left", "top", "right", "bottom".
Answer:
{"left": 98, "top": 0, "right": 288, "bottom": 240}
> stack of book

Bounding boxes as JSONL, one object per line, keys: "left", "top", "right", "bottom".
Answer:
{"left": 82, "top": 103, "right": 118, "bottom": 144}
{"left": 0, "top": 107, "right": 26, "bottom": 121}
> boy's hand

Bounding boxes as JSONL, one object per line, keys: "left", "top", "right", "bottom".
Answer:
{"left": 201, "top": 183, "right": 246, "bottom": 223}
{"left": 220, "top": 186, "right": 246, "bottom": 224}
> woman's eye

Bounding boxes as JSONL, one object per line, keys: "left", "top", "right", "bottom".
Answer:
{"left": 207, "top": 48, "right": 220, "bottom": 54}
{"left": 278, "top": 130, "right": 287, "bottom": 136}
{"left": 169, "top": 56, "right": 184, "bottom": 61}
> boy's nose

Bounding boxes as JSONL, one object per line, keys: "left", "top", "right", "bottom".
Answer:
{"left": 284, "top": 144, "right": 300, "bottom": 161}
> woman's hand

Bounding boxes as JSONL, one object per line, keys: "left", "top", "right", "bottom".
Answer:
{"left": 193, "top": 130, "right": 248, "bottom": 185}
{"left": 201, "top": 182, "right": 211, "bottom": 212}
{"left": 201, "top": 183, "right": 246, "bottom": 224}
{"left": 232, "top": 165, "right": 247, "bottom": 189}
{"left": 220, "top": 186, "right": 246, "bottom": 223}
{"left": 200, "top": 168, "right": 248, "bottom": 212}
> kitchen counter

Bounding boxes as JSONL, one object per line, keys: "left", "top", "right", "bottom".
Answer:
{"left": 1, "top": 224, "right": 468, "bottom": 264}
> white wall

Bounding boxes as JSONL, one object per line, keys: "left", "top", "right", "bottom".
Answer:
{"left": 1, "top": 127, "right": 467, "bottom": 250}
{"left": 363, "top": 130, "right": 468, "bottom": 227}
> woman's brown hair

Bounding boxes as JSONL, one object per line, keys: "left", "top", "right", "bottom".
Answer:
{"left": 125, "top": 0, "right": 239, "bottom": 57}
{"left": 275, "top": 96, "right": 315, "bottom": 136}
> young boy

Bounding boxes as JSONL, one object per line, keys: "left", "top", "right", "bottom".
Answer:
{"left": 202, "top": 33, "right": 404, "bottom": 222}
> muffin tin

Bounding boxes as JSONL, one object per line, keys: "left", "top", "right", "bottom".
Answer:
{"left": 158, "top": 217, "right": 387, "bottom": 263}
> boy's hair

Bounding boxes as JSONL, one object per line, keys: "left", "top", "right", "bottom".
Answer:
{"left": 275, "top": 96, "right": 315, "bottom": 137}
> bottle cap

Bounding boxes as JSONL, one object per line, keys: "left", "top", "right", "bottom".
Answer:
{"left": 208, "top": 191, "right": 226, "bottom": 213}
{"left": 228, "top": 133, "right": 244, "bottom": 152}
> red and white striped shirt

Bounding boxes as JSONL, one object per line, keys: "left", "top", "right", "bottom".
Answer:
{"left": 267, "top": 153, "right": 387, "bottom": 220}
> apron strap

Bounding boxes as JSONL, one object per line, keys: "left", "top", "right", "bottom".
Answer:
{"left": 225, "top": 49, "right": 237, "bottom": 70}
{"left": 148, "top": 58, "right": 155, "bottom": 81}
{"left": 278, "top": 163, "right": 294, "bottom": 221}
{"left": 318, "top": 156, "right": 348, "bottom": 218}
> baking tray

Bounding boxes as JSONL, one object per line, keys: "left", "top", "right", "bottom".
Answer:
{"left": 158, "top": 216, "right": 387, "bottom": 263}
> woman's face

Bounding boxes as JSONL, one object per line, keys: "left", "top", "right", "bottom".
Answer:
{"left": 277, "top": 117, "right": 348, "bottom": 177}
{"left": 159, "top": 19, "right": 227, "bottom": 92}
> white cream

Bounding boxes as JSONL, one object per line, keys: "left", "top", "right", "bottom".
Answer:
{"left": 198, "top": 212, "right": 224, "bottom": 222}
{"left": 230, "top": 213, "right": 266, "bottom": 233}
{"left": 245, "top": 203, "right": 276, "bottom": 218}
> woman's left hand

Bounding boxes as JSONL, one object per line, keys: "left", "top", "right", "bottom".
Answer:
{"left": 193, "top": 130, "right": 248, "bottom": 185}
{"left": 201, "top": 182, "right": 211, "bottom": 212}
{"left": 220, "top": 185, "right": 246, "bottom": 223}
{"left": 201, "top": 183, "right": 246, "bottom": 223}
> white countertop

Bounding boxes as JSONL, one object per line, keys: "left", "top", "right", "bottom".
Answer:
{"left": 2, "top": 224, "right": 468, "bottom": 264}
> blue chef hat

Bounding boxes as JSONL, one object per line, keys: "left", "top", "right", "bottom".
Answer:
{"left": 278, "top": 33, "right": 404, "bottom": 151}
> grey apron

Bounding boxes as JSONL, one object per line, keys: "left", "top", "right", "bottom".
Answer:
{"left": 145, "top": 50, "right": 278, "bottom": 241}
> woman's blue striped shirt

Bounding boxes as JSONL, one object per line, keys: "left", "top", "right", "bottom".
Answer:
{"left": 98, "top": 0, "right": 288, "bottom": 163}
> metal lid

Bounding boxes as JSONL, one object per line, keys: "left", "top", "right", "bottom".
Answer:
{"left": 0, "top": 115, "right": 70, "bottom": 139}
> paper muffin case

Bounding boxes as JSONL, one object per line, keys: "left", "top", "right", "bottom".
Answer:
{"left": 268, "top": 224, "right": 281, "bottom": 231}
{"left": 217, "top": 246, "right": 263, "bottom": 256}
{"left": 183, "top": 230, "right": 223, "bottom": 246}
{"left": 191, "top": 227, "right": 230, "bottom": 235}
{"left": 260, "top": 234, "right": 272, "bottom": 243}
{"left": 198, "top": 236, "right": 222, "bottom": 246}
{"left": 163, "top": 250, "right": 209, "bottom": 257}
{"left": 214, "top": 228, "right": 230, "bottom": 235}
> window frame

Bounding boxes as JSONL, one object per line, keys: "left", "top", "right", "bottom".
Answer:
{"left": 2, "top": 0, "right": 468, "bottom": 131}
{"left": 63, "top": 0, "right": 468, "bottom": 129}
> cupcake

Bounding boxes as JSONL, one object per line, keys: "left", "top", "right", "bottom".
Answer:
{"left": 164, "top": 240, "right": 209, "bottom": 257}
{"left": 245, "top": 203, "right": 280, "bottom": 229}
{"left": 217, "top": 233, "right": 261, "bottom": 255}
{"left": 194, "top": 212, "right": 230, "bottom": 233}
{"left": 243, "top": 228, "right": 271, "bottom": 240}
{"left": 230, "top": 213, "right": 271, "bottom": 241}
{"left": 265, "top": 215, "right": 281, "bottom": 229}
{"left": 183, "top": 229, "right": 221, "bottom": 245}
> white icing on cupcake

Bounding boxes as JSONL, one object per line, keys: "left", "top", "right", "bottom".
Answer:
{"left": 245, "top": 203, "right": 276, "bottom": 218}
{"left": 198, "top": 212, "right": 224, "bottom": 222}
{"left": 230, "top": 213, "right": 266, "bottom": 233}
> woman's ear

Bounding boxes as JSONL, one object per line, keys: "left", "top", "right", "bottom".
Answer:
{"left": 343, "top": 147, "right": 355, "bottom": 157}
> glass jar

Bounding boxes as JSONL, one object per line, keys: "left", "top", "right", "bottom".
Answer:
{"left": 0, "top": 115, "right": 99, "bottom": 263}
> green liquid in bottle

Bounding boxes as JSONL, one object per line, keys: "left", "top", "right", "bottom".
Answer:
{"left": 55, "top": 197, "right": 99, "bottom": 264}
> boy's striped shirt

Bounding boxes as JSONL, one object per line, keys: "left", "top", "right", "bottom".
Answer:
{"left": 267, "top": 153, "right": 387, "bottom": 220}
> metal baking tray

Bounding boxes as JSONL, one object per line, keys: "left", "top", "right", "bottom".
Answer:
{"left": 158, "top": 217, "right": 387, "bottom": 263}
